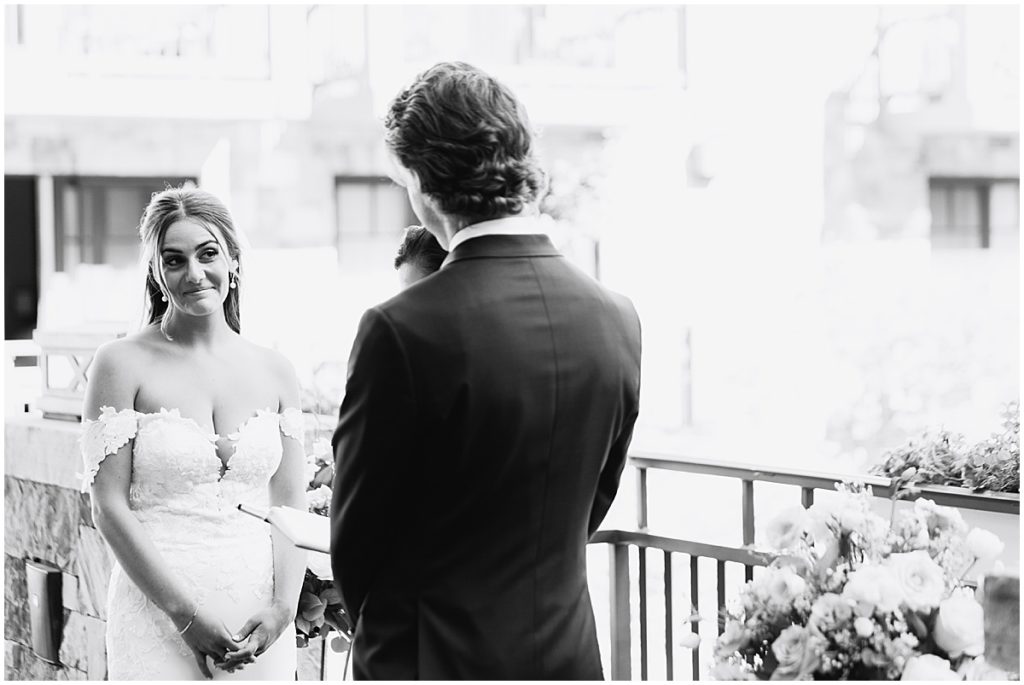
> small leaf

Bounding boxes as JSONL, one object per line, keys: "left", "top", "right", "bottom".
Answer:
{"left": 906, "top": 610, "right": 928, "bottom": 640}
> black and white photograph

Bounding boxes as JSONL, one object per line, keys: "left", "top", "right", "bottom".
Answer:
{"left": 3, "top": 3, "right": 1020, "bottom": 681}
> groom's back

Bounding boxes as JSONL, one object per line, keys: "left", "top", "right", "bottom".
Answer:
{"left": 354, "top": 234, "right": 641, "bottom": 679}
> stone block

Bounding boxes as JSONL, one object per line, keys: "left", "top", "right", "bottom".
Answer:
{"left": 4, "top": 554, "right": 29, "bottom": 646}
{"left": 5, "top": 640, "right": 65, "bottom": 680}
{"left": 5, "top": 639, "right": 24, "bottom": 680}
{"left": 86, "top": 623, "right": 107, "bottom": 681}
{"left": 4, "top": 477, "right": 80, "bottom": 570}
{"left": 62, "top": 573, "right": 79, "bottom": 613}
{"left": 4, "top": 415, "right": 84, "bottom": 491}
{"left": 72, "top": 526, "right": 112, "bottom": 620}
{"left": 79, "top": 492, "right": 94, "bottom": 529}
{"left": 62, "top": 666, "right": 88, "bottom": 680}
{"left": 58, "top": 611, "right": 104, "bottom": 673}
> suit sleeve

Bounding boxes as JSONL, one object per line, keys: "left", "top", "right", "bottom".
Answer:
{"left": 331, "top": 307, "right": 416, "bottom": 624}
{"left": 588, "top": 300, "right": 642, "bottom": 538}
{"left": 587, "top": 405, "right": 639, "bottom": 538}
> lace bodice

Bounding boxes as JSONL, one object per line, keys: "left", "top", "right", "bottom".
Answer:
{"left": 80, "top": 406, "right": 303, "bottom": 522}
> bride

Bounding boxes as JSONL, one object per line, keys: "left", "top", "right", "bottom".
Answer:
{"left": 80, "top": 186, "right": 306, "bottom": 680}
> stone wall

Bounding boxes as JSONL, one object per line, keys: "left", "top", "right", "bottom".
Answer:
{"left": 4, "top": 415, "right": 108, "bottom": 680}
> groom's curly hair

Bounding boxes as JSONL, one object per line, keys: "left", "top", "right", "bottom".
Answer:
{"left": 384, "top": 61, "right": 546, "bottom": 224}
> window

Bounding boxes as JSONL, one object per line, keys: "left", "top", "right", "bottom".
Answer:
{"left": 54, "top": 176, "right": 196, "bottom": 271}
{"left": 928, "top": 177, "right": 1020, "bottom": 250}
{"left": 17, "top": 6, "right": 271, "bottom": 80}
{"left": 334, "top": 176, "right": 416, "bottom": 243}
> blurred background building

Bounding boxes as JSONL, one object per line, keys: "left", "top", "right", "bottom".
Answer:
{"left": 4, "top": 5, "right": 1018, "bottom": 680}
{"left": 8, "top": 4, "right": 1016, "bottom": 469}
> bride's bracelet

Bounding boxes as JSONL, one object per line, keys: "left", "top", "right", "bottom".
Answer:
{"left": 177, "top": 604, "right": 200, "bottom": 635}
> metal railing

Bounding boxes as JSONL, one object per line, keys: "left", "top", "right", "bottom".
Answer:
{"left": 590, "top": 451, "right": 1020, "bottom": 680}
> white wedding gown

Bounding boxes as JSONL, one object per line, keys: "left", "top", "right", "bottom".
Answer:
{"left": 80, "top": 406, "right": 303, "bottom": 680}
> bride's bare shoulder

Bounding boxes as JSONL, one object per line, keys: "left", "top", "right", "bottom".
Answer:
{"left": 238, "top": 339, "right": 300, "bottom": 401}
{"left": 91, "top": 328, "right": 165, "bottom": 376}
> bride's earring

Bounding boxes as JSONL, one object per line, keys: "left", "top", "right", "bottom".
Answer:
{"left": 229, "top": 273, "right": 237, "bottom": 289}
{"left": 161, "top": 292, "right": 168, "bottom": 302}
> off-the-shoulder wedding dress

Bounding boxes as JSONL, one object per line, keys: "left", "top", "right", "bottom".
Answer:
{"left": 80, "top": 406, "right": 303, "bottom": 680}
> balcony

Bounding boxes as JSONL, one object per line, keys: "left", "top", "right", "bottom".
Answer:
{"left": 590, "top": 453, "right": 1019, "bottom": 679}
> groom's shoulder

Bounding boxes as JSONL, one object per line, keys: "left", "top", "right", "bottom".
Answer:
{"left": 369, "top": 271, "right": 454, "bottom": 327}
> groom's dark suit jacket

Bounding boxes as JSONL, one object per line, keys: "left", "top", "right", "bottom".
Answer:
{"left": 331, "top": 233, "right": 641, "bottom": 680}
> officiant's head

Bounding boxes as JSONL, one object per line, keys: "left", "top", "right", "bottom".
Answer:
{"left": 394, "top": 225, "right": 447, "bottom": 290}
{"left": 384, "top": 61, "right": 546, "bottom": 248}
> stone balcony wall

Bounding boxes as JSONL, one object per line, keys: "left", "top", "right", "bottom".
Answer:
{"left": 4, "top": 414, "right": 107, "bottom": 680}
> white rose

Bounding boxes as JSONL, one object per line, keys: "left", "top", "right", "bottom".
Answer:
{"left": 839, "top": 507, "right": 866, "bottom": 531}
{"left": 716, "top": 620, "right": 747, "bottom": 656}
{"left": 765, "top": 507, "right": 809, "bottom": 550}
{"left": 853, "top": 616, "right": 874, "bottom": 637}
{"left": 885, "top": 550, "right": 945, "bottom": 611}
{"left": 843, "top": 564, "right": 904, "bottom": 614}
{"left": 957, "top": 656, "right": 1011, "bottom": 681}
{"left": 755, "top": 566, "right": 807, "bottom": 608}
{"left": 966, "top": 528, "right": 1005, "bottom": 562}
{"left": 934, "top": 593, "right": 984, "bottom": 658}
{"left": 901, "top": 654, "right": 959, "bottom": 681}
{"left": 914, "top": 498, "right": 967, "bottom": 535}
{"left": 810, "top": 593, "right": 854, "bottom": 629}
{"left": 770, "top": 625, "right": 819, "bottom": 680}
{"left": 307, "top": 551, "right": 333, "bottom": 580}
{"left": 306, "top": 484, "right": 332, "bottom": 510}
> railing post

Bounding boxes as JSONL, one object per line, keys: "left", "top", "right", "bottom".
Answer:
{"left": 664, "top": 551, "right": 674, "bottom": 680}
{"left": 690, "top": 555, "right": 700, "bottom": 679}
{"left": 801, "top": 487, "right": 814, "bottom": 509}
{"left": 741, "top": 479, "right": 754, "bottom": 581}
{"left": 609, "top": 544, "right": 632, "bottom": 680}
{"left": 636, "top": 466, "right": 648, "bottom": 530}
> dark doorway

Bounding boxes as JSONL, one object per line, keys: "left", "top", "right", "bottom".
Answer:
{"left": 5, "top": 176, "right": 39, "bottom": 340}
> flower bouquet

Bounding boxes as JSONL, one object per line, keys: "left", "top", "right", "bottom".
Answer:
{"left": 712, "top": 483, "right": 1013, "bottom": 680}
{"left": 295, "top": 437, "right": 353, "bottom": 651}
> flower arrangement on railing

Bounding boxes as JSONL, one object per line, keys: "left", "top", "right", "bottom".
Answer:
{"left": 295, "top": 432, "right": 353, "bottom": 652}
{"left": 871, "top": 400, "right": 1020, "bottom": 493}
{"left": 712, "top": 483, "right": 1012, "bottom": 681}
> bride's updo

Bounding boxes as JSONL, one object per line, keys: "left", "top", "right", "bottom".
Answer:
{"left": 138, "top": 186, "right": 243, "bottom": 334}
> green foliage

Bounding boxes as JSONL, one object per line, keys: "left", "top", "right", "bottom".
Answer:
{"left": 871, "top": 401, "right": 1020, "bottom": 493}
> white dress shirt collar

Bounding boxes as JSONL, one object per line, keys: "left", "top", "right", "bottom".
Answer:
{"left": 447, "top": 214, "right": 549, "bottom": 253}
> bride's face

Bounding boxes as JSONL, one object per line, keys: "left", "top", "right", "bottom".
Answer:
{"left": 158, "top": 220, "right": 235, "bottom": 319}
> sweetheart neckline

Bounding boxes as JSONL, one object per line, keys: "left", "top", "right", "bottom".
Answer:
{"left": 126, "top": 406, "right": 297, "bottom": 440}
{"left": 96, "top": 406, "right": 301, "bottom": 482}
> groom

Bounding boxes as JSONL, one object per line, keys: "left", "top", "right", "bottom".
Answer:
{"left": 330, "top": 61, "right": 642, "bottom": 680}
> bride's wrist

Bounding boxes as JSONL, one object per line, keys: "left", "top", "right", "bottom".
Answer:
{"left": 168, "top": 599, "right": 199, "bottom": 630}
